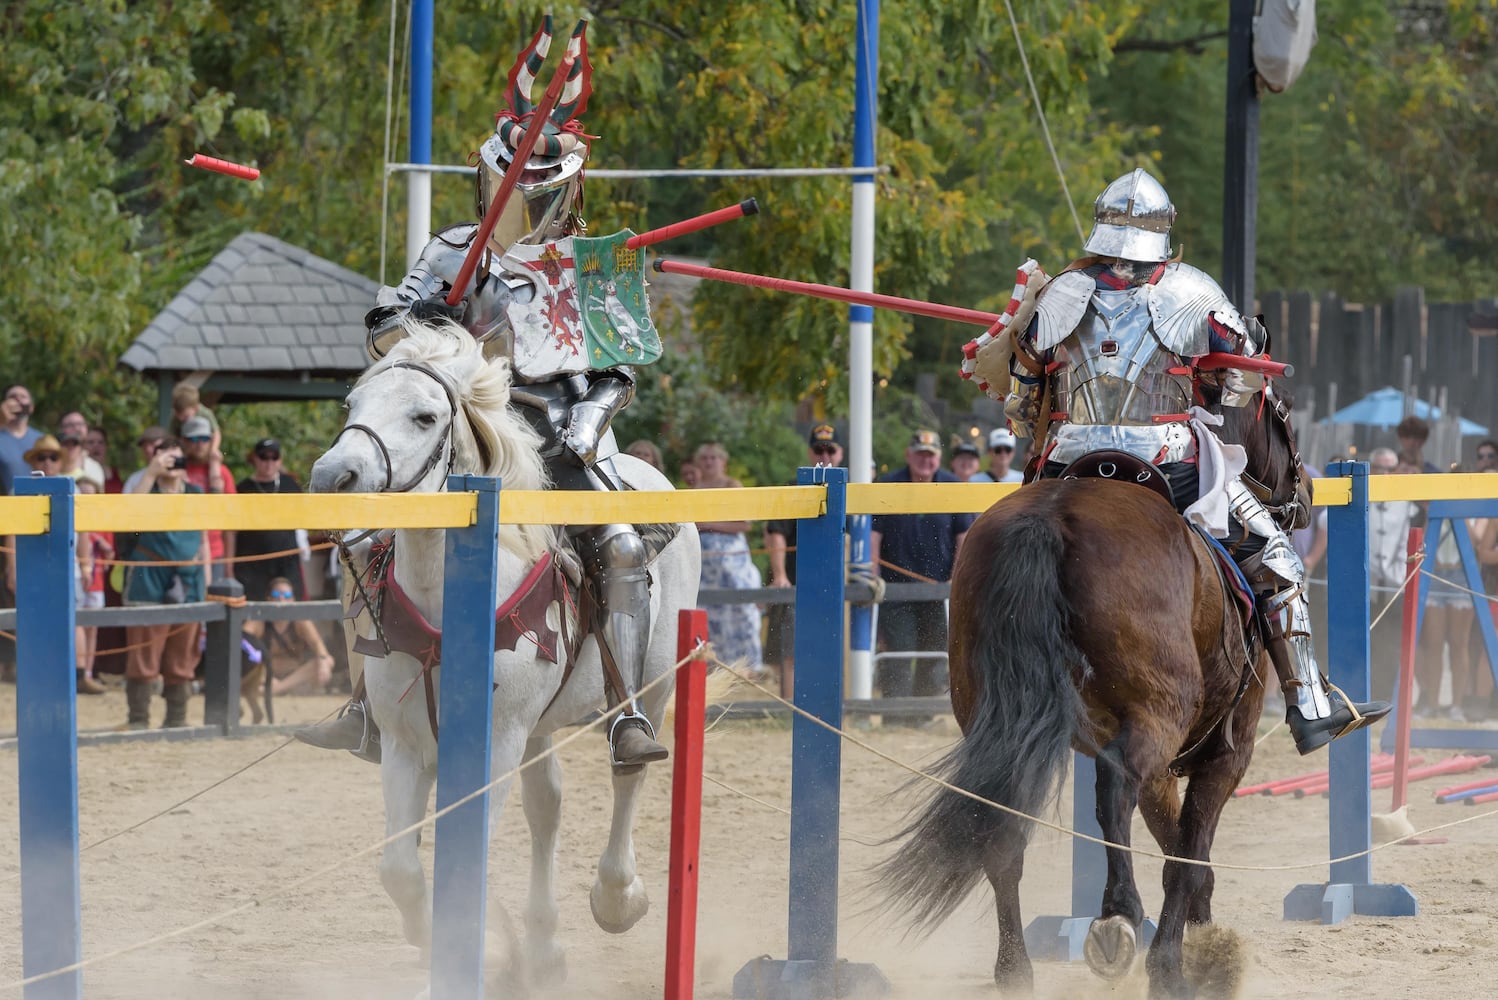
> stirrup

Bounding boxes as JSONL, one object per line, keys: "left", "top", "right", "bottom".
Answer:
{"left": 608, "top": 708, "right": 667, "bottom": 772}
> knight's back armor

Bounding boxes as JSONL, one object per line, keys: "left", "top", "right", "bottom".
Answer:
{"left": 1029, "top": 262, "right": 1255, "bottom": 467}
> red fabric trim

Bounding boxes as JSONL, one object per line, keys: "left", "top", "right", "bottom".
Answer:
{"left": 1148, "top": 263, "right": 1166, "bottom": 285}
{"left": 1097, "top": 270, "right": 1130, "bottom": 290}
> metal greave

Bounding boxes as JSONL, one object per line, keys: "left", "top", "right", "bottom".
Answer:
{"left": 1228, "top": 479, "right": 1332, "bottom": 721}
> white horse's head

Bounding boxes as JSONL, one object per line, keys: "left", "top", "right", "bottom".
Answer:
{"left": 312, "top": 318, "right": 550, "bottom": 499}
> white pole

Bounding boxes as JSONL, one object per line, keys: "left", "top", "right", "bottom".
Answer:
{"left": 406, "top": 169, "right": 432, "bottom": 270}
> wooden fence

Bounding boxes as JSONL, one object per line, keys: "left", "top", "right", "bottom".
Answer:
{"left": 1259, "top": 287, "right": 1498, "bottom": 470}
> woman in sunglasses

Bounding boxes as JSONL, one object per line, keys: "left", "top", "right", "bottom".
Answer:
{"left": 240, "top": 576, "right": 336, "bottom": 707}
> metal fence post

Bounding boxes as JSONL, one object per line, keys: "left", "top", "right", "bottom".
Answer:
{"left": 15, "top": 474, "right": 83, "bottom": 1000}
{"left": 430, "top": 475, "right": 501, "bottom": 1000}
{"left": 203, "top": 577, "right": 246, "bottom": 735}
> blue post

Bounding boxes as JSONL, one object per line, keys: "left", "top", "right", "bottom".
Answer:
{"left": 1285, "top": 461, "right": 1416, "bottom": 922}
{"left": 787, "top": 466, "right": 848, "bottom": 971}
{"left": 1023, "top": 753, "right": 1155, "bottom": 960}
{"left": 15, "top": 475, "right": 82, "bottom": 1000}
{"left": 734, "top": 468, "right": 887, "bottom": 997}
{"left": 430, "top": 476, "right": 502, "bottom": 999}
{"left": 405, "top": 0, "right": 435, "bottom": 268}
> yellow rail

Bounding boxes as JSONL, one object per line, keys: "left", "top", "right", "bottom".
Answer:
{"left": 3, "top": 474, "right": 1495, "bottom": 536}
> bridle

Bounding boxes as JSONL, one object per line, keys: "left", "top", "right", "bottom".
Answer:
{"left": 330, "top": 359, "right": 460, "bottom": 494}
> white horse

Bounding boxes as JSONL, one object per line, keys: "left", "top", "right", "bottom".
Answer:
{"left": 309, "top": 320, "right": 700, "bottom": 989}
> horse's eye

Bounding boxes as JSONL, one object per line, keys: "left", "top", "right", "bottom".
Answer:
{"left": 414, "top": 412, "right": 438, "bottom": 429}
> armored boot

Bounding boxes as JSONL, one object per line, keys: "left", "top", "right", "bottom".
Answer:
{"left": 294, "top": 695, "right": 381, "bottom": 764}
{"left": 584, "top": 524, "right": 668, "bottom": 773}
{"left": 125, "top": 679, "right": 153, "bottom": 730}
{"left": 162, "top": 682, "right": 192, "bottom": 729}
{"left": 1229, "top": 480, "right": 1390, "bottom": 755}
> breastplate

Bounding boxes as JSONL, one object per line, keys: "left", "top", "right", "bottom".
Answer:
{"left": 1055, "top": 286, "right": 1193, "bottom": 426}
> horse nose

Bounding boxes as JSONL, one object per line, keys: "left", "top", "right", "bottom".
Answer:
{"left": 310, "top": 458, "right": 359, "bottom": 494}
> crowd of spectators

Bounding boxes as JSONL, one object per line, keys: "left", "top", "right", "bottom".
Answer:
{"left": 0, "top": 381, "right": 337, "bottom": 730}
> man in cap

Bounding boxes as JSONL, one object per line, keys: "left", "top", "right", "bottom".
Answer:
{"left": 949, "top": 440, "right": 984, "bottom": 482}
{"left": 763, "top": 423, "right": 847, "bottom": 696}
{"left": 122, "top": 426, "right": 168, "bottom": 494}
{"left": 870, "top": 430, "right": 974, "bottom": 723}
{"left": 980, "top": 428, "right": 1025, "bottom": 484}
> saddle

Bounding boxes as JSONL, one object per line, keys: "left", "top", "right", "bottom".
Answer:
{"left": 1056, "top": 449, "right": 1174, "bottom": 507}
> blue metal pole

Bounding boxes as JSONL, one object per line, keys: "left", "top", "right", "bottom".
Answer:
{"left": 430, "top": 475, "right": 501, "bottom": 1000}
{"left": 1325, "top": 460, "right": 1373, "bottom": 888}
{"left": 787, "top": 466, "right": 848, "bottom": 968}
{"left": 847, "top": 0, "right": 879, "bottom": 701}
{"left": 15, "top": 475, "right": 82, "bottom": 1000}
{"left": 406, "top": 0, "right": 435, "bottom": 267}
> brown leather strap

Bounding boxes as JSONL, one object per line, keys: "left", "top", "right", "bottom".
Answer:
{"left": 423, "top": 662, "right": 439, "bottom": 742}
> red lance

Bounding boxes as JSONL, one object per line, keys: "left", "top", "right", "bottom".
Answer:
{"left": 446, "top": 52, "right": 577, "bottom": 307}
{"left": 651, "top": 258, "right": 1294, "bottom": 378}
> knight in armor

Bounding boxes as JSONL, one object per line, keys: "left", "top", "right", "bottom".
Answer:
{"left": 297, "top": 16, "right": 668, "bottom": 772}
{"left": 1004, "top": 168, "right": 1389, "bottom": 755}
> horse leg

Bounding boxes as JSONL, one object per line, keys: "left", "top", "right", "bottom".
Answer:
{"left": 589, "top": 761, "right": 651, "bottom": 934}
{"left": 380, "top": 743, "right": 437, "bottom": 954}
{"left": 982, "top": 844, "right": 1032, "bottom": 994}
{"left": 519, "top": 734, "right": 567, "bottom": 988}
{"left": 1084, "top": 725, "right": 1154, "bottom": 981}
{"left": 1145, "top": 758, "right": 1240, "bottom": 999}
{"left": 1138, "top": 771, "right": 1212, "bottom": 925}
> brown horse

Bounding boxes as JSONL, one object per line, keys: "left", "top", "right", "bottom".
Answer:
{"left": 876, "top": 393, "right": 1303, "bottom": 998}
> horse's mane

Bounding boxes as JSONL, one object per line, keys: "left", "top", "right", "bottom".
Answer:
{"left": 362, "top": 319, "right": 553, "bottom": 564}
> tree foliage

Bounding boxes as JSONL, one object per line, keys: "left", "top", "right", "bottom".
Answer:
{"left": 2, "top": 0, "right": 1494, "bottom": 476}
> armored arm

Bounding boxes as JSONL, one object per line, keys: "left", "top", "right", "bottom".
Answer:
{"left": 1004, "top": 337, "right": 1047, "bottom": 440}
{"left": 364, "top": 223, "right": 523, "bottom": 360}
{"left": 563, "top": 368, "right": 636, "bottom": 466}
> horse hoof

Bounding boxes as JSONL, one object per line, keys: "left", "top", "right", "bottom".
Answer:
{"left": 529, "top": 942, "right": 567, "bottom": 989}
{"left": 590, "top": 876, "right": 649, "bottom": 934}
{"left": 1084, "top": 915, "right": 1137, "bottom": 980}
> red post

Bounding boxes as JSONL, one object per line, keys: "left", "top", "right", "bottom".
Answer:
{"left": 1391, "top": 527, "right": 1425, "bottom": 811}
{"left": 665, "top": 609, "right": 709, "bottom": 1000}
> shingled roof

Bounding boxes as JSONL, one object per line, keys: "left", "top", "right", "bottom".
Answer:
{"left": 121, "top": 231, "right": 376, "bottom": 379}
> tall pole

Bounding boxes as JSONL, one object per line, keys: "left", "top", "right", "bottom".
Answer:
{"left": 406, "top": 0, "right": 434, "bottom": 269}
{"left": 1221, "top": 0, "right": 1259, "bottom": 313}
{"left": 847, "top": 0, "right": 879, "bottom": 701}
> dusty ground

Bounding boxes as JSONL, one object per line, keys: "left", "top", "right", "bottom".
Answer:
{"left": 1, "top": 681, "right": 1496, "bottom": 1000}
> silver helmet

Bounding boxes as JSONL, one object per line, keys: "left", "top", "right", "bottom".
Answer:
{"left": 475, "top": 16, "right": 593, "bottom": 251}
{"left": 1082, "top": 168, "right": 1175, "bottom": 263}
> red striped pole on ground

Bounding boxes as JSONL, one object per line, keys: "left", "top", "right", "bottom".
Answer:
{"left": 665, "top": 609, "right": 709, "bottom": 1000}
{"left": 1391, "top": 527, "right": 1425, "bottom": 811}
{"left": 1434, "top": 775, "right": 1498, "bottom": 801}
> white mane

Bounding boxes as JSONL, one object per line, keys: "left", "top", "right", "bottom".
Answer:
{"left": 360, "top": 319, "right": 553, "bottom": 564}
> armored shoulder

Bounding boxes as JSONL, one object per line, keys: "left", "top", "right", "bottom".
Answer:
{"left": 1031, "top": 269, "right": 1095, "bottom": 350}
{"left": 1147, "top": 263, "right": 1244, "bottom": 356}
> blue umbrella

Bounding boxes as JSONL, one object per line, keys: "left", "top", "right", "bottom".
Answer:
{"left": 1322, "top": 386, "right": 1489, "bottom": 436}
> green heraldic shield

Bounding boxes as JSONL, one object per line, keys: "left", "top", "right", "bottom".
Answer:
{"left": 575, "top": 230, "right": 662, "bottom": 368}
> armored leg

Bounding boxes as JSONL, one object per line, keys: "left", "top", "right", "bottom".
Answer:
{"left": 1227, "top": 479, "right": 1390, "bottom": 755}
{"left": 576, "top": 522, "right": 668, "bottom": 772}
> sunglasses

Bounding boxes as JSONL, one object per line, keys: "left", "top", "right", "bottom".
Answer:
{"left": 255, "top": 452, "right": 280, "bottom": 461}
{"left": 186, "top": 436, "right": 211, "bottom": 444}
{"left": 811, "top": 445, "right": 838, "bottom": 455}
{"left": 34, "top": 453, "right": 61, "bottom": 462}
{"left": 991, "top": 446, "right": 1015, "bottom": 454}
{"left": 269, "top": 588, "right": 295, "bottom": 599}
{"left": 1479, "top": 452, "right": 1497, "bottom": 461}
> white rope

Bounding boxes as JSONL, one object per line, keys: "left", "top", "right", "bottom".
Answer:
{"left": 0, "top": 644, "right": 707, "bottom": 993}
{"left": 1000, "top": 0, "right": 1086, "bottom": 244}
{"left": 1370, "top": 547, "right": 1426, "bottom": 630}
{"left": 706, "top": 658, "right": 1498, "bottom": 874}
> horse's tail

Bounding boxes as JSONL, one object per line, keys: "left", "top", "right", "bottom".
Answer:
{"left": 875, "top": 510, "right": 1089, "bottom": 930}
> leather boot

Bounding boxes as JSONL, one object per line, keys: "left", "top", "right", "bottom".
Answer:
{"left": 125, "top": 679, "right": 153, "bottom": 730}
{"left": 162, "top": 682, "right": 192, "bottom": 729}
{"left": 610, "top": 716, "right": 669, "bottom": 773}
{"left": 295, "top": 698, "right": 381, "bottom": 763}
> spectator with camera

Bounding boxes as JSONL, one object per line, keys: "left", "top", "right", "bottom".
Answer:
{"left": 180, "top": 414, "right": 237, "bottom": 580}
{"left": 122, "top": 437, "right": 208, "bottom": 729}
{"left": 56, "top": 412, "right": 107, "bottom": 486}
